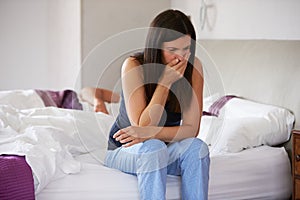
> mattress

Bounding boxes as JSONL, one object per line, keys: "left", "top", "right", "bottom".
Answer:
{"left": 36, "top": 145, "right": 292, "bottom": 200}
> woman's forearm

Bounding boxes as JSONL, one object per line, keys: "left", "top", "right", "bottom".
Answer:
{"left": 149, "top": 124, "right": 198, "bottom": 142}
{"left": 138, "top": 84, "right": 170, "bottom": 126}
{"left": 95, "top": 88, "right": 120, "bottom": 103}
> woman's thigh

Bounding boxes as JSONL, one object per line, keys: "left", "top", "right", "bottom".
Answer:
{"left": 104, "top": 139, "right": 168, "bottom": 175}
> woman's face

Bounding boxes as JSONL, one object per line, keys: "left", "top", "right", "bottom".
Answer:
{"left": 161, "top": 35, "right": 191, "bottom": 65}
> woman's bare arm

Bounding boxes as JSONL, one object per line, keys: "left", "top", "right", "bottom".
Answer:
{"left": 122, "top": 56, "right": 189, "bottom": 127}
{"left": 80, "top": 87, "right": 120, "bottom": 113}
{"left": 114, "top": 57, "right": 204, "bottom": 146}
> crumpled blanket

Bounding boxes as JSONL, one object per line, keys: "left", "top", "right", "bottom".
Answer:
{"left": 0, "top": 104, "right": 113, "bottom": 194}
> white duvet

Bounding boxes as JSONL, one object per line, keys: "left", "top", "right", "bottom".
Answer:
{"left": 0, "top": 100, "right": 113, "bottom": 193}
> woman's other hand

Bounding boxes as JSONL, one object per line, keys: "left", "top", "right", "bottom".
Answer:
{"left": 113, "top": 126, "right": 161, "bottom": 147}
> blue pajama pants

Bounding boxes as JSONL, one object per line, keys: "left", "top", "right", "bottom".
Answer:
{"left": 104, "top": 138, "right": 210, "bottom": 200}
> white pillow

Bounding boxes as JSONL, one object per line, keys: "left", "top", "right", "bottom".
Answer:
{"left": 0, "top": 90, "right": 45, "bottom": 109}
{"left": 200, "top": 97, "right": 295, "bottom": 155}
{"left": 222, "top": 98, "right": 295, "bottom": 140}
{"left": 209, "top": 116, "right": 292, "bottom": 155}
{"left": 203, "top": 93, "right": 221, "bottom": 112}
{"left": 198, "top": 115, "right": 222, "bottom": 146}
{"left": 222, "top": 97, "right": 294, "bottom": 120}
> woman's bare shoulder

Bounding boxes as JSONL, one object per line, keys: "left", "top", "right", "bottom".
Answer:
{"left": 193, "top": 57, "right": 203, "bottom": 72}
{"left": 122, "top": 57, "right": 142, "bottom": 73}
{"left": 193, "top": 56, "right": 203, "bottom": 78}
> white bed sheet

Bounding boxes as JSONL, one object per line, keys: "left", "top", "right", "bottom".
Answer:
{"left": 36, "top": 145, "right": 292, "bottom": 200}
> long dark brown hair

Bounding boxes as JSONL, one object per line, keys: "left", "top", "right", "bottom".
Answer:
{"left": 132, "top": 9, "right": 196, "bottom": 113}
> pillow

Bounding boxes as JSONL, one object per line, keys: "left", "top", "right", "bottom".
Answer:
{"left": 202, "top": 94, "right": 236, "bottom": 117}
{"left": 209, "top": 117, "right": 293, "bottom": 155}
{"left": 199, "top": 95, "right": 238, "bottom": 145}
{"left": 199, "top": 96, "right": 295, "bottom": 155}
{"left": 223, "top": 97, "right": 294, "bottom": 142}
{"left": 0, "top": 90, "right": 45, "bottom": 109}
{"left": 207, "top": 95, "right": 237, "bottom": 117}
{"left": 35, "top": 89, "right": 83, "bottom": 110}
{"left": 222, "top": 97, "right": 292, "bottom": 118}
{"left": 203, "top": 93, "right": 220, "bottom": 112}
{"left": 0, "top": 155, "right": 35, "bottom": 200}
{"left": 198, "top": 115, "right": 222, "bottom": 146}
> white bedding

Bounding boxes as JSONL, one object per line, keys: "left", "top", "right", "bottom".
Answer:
{"left": 0, "top": 104, "right": 113, "bottom": 193}
{"left": 0, "top": 90, "right": 292, "bottom": 199}
{"left": 36, "top": 145, "right": 292, "bottom": 200}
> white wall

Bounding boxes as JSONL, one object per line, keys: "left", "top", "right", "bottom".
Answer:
{"left": 171, "top": 0, "right": 300, "bottom": 40}
{"left": 0, "top": 0, "right": 81, "bottom": 91}
{"left": 47, "top": 0, "right": 81, "bottom": 91}
{"left": 0, "top": 0, "right": 169, "bottom": 91}
{"left": 81, "top": 0, "right": 170, "bottom": 90}
{"left": 4, "top": 0, "right": 297, "bottom": 91}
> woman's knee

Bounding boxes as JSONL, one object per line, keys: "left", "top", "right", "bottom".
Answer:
{"left": 181, "top": 138, "right": 209, "bottom": 159}
{"left": 138, "top": 139, "right": 167, "bottom": 153}
{"left": 137, "top": 139, "right": 168, "bottom": 173}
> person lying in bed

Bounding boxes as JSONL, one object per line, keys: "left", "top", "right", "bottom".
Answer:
{"left": 104, "top": 9, "right": 210, "bottom": 200}
{"left": 80, "top": 87, "right": 120, "bottom": 114}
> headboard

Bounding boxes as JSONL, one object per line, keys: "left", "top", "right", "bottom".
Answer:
{"left": 199, "top": 39, "right": 300, "bottom": 157}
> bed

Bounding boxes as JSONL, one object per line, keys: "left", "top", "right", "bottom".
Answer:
{"left": 1, "top": 40, "right": 299, "bottom": 200}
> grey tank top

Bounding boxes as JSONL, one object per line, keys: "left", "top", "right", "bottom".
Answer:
{"left": 108, "top": 91, "right": 181, "bottom": 150}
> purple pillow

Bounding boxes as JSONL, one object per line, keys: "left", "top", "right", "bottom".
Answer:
{"left": 60, "top": 90, "right": 83, "bottom": 110}
{"left": 0, "top": 155, "right": 35, "bottom": 200}
{"left": 35, "top": 89, "right": 83, "bottom": 110}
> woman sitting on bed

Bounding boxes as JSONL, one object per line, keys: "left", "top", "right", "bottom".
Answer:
{"left": 104, "top": 9, "right": 210, "bottom": 200}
